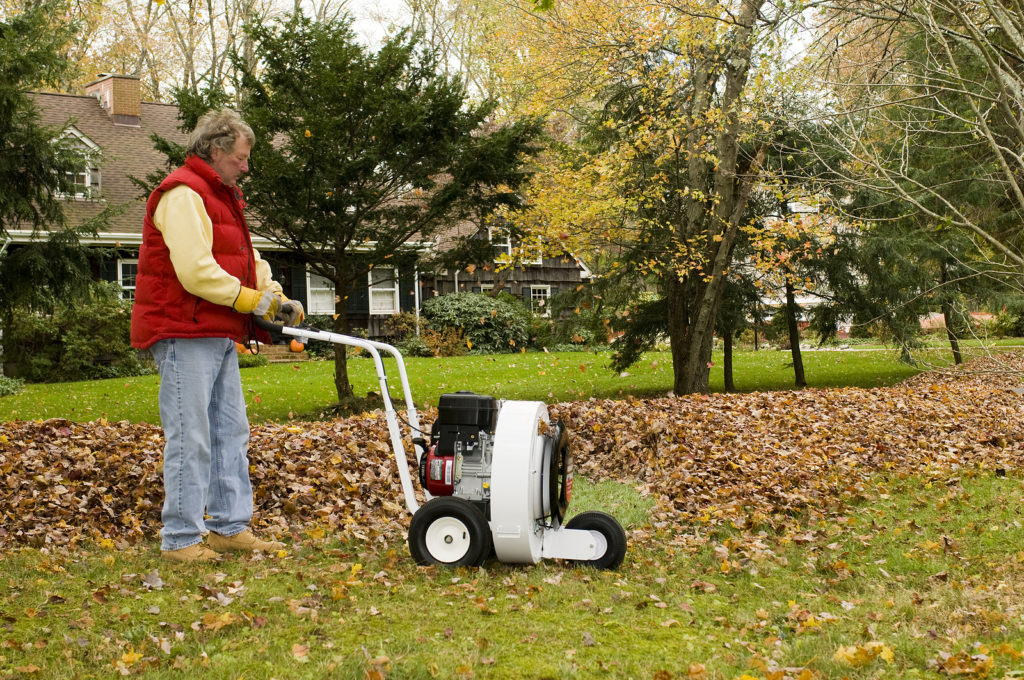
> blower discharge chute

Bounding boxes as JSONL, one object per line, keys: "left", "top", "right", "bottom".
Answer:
{"left": 259, "top": 319, "right": 627, "bottom": 570}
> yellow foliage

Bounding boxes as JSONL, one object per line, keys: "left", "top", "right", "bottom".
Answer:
{"left": 833, "top": 641, "right": 895, "bottom": 667}
{"left": 477, "top": 0, "right": 802, "bottom": 277}
{"left": 119, "top": 647, "right": 143, "bottom": 666}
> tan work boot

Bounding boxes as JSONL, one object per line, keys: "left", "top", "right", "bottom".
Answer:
{"left": 208, "top": 529, "right": 285, "bottom": 554}
{"left": 162, "top": 543, "right": 221, "bottom": 563}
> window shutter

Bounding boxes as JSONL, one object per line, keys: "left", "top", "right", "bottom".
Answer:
{"left": 400, "top": 270, "right": 416, "bottom": 312}
{"left": 290, "top": 265, "right": 307, "bottom": 303}
{"left": 349, "top": 278, "right": 369, "bottom": 313}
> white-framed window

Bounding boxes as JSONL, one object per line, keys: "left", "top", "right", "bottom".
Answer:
{"left": 118, "top": 259, "right": 138, "bottom": 301}
{"left": 307, "top": 272, "right": 336, "bottom": 315}
{"left": 488, "top": 227, "right": 511, "bottom": 261}
{"left": 63, "top": 166, "right": 102, "bottom": 198}
{"left": 369, "top": 266, "right": 400, "bottom": 315}
{"left": 480, "top": 283, "right": 495, "bottom": 294}
{"left": 527, "top": 284, "right": 551, "bottom": 316}
{"left": 58, "top": 127, "right": 101, "bottom": 199}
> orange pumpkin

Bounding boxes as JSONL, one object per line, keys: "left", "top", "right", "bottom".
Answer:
{"left": 235, "top": 342, "right": 251, "bottom": 355}
{"left": 289, "top": 339, "right": 305, "bottom": 353}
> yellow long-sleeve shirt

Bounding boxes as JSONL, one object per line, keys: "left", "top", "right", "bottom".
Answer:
{"left": 152, "top": 184, "right": 281, "bottom": 312}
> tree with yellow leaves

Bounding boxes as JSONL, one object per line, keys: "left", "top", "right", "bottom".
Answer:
{"left": 484, "top": 0, "right": 811, "bottom": 394}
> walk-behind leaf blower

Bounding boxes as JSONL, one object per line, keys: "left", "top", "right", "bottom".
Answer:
{"left": 257, "top": 319, "right": 627, "bottom": 570}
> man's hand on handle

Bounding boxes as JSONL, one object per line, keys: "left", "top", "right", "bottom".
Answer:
{"left": 275, "top": 298, "right": 304, "bottom": 326}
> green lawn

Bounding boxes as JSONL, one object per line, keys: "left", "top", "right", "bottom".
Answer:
{"left": 1, "top": 340, "right": 1020, "bottom": 424}
{"left": 3, "top": 340, "right": 1023, "bottom": 678}
{"left": 2, "top": 472, "right": 1022, "bottom": 679}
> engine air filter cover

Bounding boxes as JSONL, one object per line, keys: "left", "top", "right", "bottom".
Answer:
{"left": 437, "top": 391, "right": 498, "bottom": 432}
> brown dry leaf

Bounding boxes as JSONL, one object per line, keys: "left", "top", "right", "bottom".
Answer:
{"left": 933, "top": 650, "right": 995, "bottom": 677}
{"left": 1, "top": 353, "right": 1022, "bottom": 554}
{"left": 201, "top": 611, "right": 238, "bottom": 631}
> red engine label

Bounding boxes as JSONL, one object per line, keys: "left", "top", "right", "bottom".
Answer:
{"left": 425, "top": 451, "right": 455, "bottom": 496}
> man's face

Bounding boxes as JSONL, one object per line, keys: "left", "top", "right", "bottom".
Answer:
{"left": 209, "top": 134, "right": 251, "bottom": 186}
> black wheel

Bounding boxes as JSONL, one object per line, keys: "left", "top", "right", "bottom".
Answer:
{"left": 565, "top": 511, "right": 627, "bottom": 570}
{"left": 544, "top": 421, "right": 573, "bottom": 526}
{"left": 408, "top": 497, "right": 492, "bottom": 567}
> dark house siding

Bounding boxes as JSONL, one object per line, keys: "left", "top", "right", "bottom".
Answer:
{"left": 428, "top": 254, "right": 588, "bottom": 300}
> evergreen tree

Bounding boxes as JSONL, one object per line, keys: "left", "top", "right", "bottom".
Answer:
{"left": 0, "top": 1, "right": 98, "bottom": 318}
{"left": 799, "top": 21, "right": 1015, "bottom": 365}
{"left": 236, "top": 13, "right": 541, "bottom": 400}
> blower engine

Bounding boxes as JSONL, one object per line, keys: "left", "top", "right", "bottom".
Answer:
{"left": 255, "top": 319, "right": 627, "bottom": 570}
{"left": 409, "top": 391, "right": 626, "bottom": 569}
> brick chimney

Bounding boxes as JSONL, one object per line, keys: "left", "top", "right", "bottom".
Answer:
{"left": 84, "top": 74, "right": 141, "bottom": 126}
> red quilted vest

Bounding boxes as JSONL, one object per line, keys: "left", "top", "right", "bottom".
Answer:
{"left": 130, "top": 155, "right": 259, "bottom": 350}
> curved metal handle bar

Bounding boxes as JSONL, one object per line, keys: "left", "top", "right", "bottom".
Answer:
{"left": 254, "top": 318, "right": 423, "bottom": 513}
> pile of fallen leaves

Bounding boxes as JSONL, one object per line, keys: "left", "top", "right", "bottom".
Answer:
{"left": 559, "top": 351, "right": 1024, "bottom": 525}
{"left": 1, "top": 353, "right": 1022, "bottom": 550}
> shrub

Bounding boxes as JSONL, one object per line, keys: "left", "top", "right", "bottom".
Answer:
{"left": 0, "top": 375, "right": 25, "bottom": 397}
{"left": 763, "top": 312, "right": 791, "bottom": 346}
{"left": 736, "top": 328, "right": 767, "bottom": 348}
{"left": 992, "top": 308, "right": 1024, "bottom": 338}
{"left": 421, "top": 293, "right": 530, "bottom": 353}
{"left": 381, "top": 312, "right": 420, "bottom": 342}
{"left": 396, "top": 334, "right": 434, "bottom": 357}
{"left": 529, "top": 316, "right": 558, "bottom": 348}
{"left": 533, "top": 312, "right": 599, "bottom": 349}
{"left": 237, "top": 351, "right": 269, "bottom": 368}
{"left": 421, "top": 326, "right": 468, "bottom": 357}
{"left": 2, "top": 282, "right": 152, "bottom": 382}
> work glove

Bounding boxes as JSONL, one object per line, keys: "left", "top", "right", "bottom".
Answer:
{"left": 252, "top": 290, "right": 280, "bottom": 320}
{"left": 233, "top": 286, "right": 280, "bottom": 319}
{"left": 275, "top": 297, "right": 305, "bottom": 326}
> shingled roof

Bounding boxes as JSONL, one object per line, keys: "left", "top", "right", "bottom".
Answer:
{"left": 29, "top": 75, "right": 187, "bottom": 244}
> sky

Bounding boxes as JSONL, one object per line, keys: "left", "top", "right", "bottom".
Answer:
{"left": 338, "top": 0, "right": 410, "bottom": 47}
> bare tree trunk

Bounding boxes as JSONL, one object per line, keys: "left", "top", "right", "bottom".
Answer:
{"left": 330, "top": 248, "right": 365, "bottom": 402}
{"left": 785, "top": 278, "right": 806, "bottom": 388}
{"left": 942, "top": 300, "right": 963, "bottom": 365}
{"left": 940, "top": 264, "right": 963, "bottom": 365}
{"left": 666, "top": 0, "right": 767, "bottom": 395}
{"left": 332, "top": 275, "right": 356, "bottom": 401}
{"left": 754, "top": 303, "right": 760, "bottom": 351}
{"left": 723, "top": 329, "right": 735, "bottom": 392}
{"left": 122, "top": 0, "right": 166, "bottom": 99}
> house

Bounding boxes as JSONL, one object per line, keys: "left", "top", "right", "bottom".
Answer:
{"left": 423, "top": 223, "right": 593, "bottom": 316}
{"left": 919, "top": 311, "right": 995, "bottom": 333}
{"left": 21, "top": 74, "right": 592, "bottom": 337}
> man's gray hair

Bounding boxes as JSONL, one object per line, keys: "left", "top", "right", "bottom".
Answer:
{"left": 186, "top": 109, "right": 255, "bottom": 161}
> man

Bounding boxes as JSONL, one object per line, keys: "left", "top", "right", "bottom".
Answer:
{"left": 131, "top": 109, "right": 303, "bottom": 563}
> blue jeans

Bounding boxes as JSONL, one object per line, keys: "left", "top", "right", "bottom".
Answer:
{"left": 150, "top": 337, "right": 253, "bottom": 550}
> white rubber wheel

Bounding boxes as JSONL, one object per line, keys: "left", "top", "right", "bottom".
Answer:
{"left": 408, "top": 496, "right": 492, "bottom": 567}
{"left": 424, "top": 516, "right": 473, "bottom": 563}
